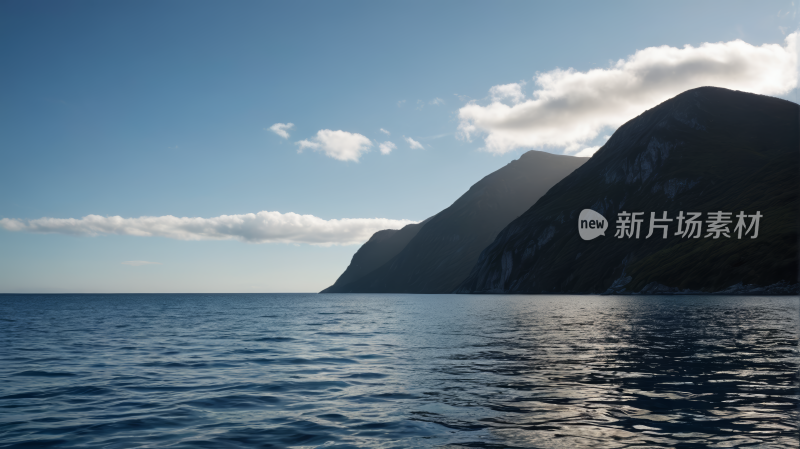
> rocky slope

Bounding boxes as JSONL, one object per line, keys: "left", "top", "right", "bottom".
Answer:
{"left": 322, "top": 150, "right": 588, "bottom": 293}
{"left": 320, "top": 219, "right": 428, "bottom": 293}
{"left": 456, "top": 87, "right": 799, "bottom": 294}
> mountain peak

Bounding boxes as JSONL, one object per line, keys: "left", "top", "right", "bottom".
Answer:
{"left": 457, "top": 88, "right": 799, "bottom": 294}
{"left": 322, "top": 150, "right": 588, "bottom": 293}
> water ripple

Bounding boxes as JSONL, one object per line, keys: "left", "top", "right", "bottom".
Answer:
{"left": 0, "top": 293, "right": 797, "bottom": 448}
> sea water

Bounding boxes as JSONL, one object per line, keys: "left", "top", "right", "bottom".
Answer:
{"left": 0, "top": 294, "right": 797, "bottom": 448}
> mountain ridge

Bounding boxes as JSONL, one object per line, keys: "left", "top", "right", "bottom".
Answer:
{"left": 320, "top": 218, "right": 430, "bottom": 293}
{"left": 322, "top": 150, "right": 589, "bottom": 293}
{"left": 456, "top": 87, "right": 799, "bottom": 294}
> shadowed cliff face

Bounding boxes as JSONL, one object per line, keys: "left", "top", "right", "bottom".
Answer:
{"left": 322, "top": 150, "right": 589, "bottom": 293}
{"left": 320, "top": 220, "right": 428, "bottom": 293}
{"left": 456, "top": 87, "right": 799, "bottom": 294}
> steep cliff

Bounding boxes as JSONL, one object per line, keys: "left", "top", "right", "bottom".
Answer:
{"left": 456, "top": 87, "right": 799, "bottom": 294}
{"left": 323, "top": 150, "right": 588, "bottom": 293}
{"left": 320, "top": 219, "right": 428, "bottom": 293}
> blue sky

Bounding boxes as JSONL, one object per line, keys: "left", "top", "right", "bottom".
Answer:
{"left": 1, "top": 1, "right": 798, "bottom": 292}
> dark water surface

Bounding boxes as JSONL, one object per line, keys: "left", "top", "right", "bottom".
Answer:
{"left": 0, "top": 294, "right": 797, "bottom": 448}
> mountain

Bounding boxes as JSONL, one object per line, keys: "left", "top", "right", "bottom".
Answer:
{"left": 456, "top": 87, "right": 799, "bottom": 294}
{"left": 322, "top": 150, "right": 589, "bottom": 293}
{"left": 321, "top": 219, "right": 429, "bottom": 292}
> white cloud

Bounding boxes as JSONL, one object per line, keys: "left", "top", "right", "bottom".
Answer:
{"left": 397, "top": 100, "right": 406, "bottom": 107}
{"left": 0, "top": 212, "right": 417, "bottom": 246}
{"left": 458, "top": 33, "right": 799, "bottom": 155}
{"left": 269, "top": 123, "right": 294, "bottom": 139}
{"left": 296, "top": 129, "right": 373, "bottom": 162}
{"left": 404, "top": 136, "right": 424, "bottom": 149}
{"left": 378, "top": 141, "right": 396, "bottom": 155}
{"left": 122, "top": 261, "right": 161, "bottom": 266}
{"left": 489, "top": 82, "right": 526, "bottom": 104}
{"left": 379, "top": 128, "right": 391, "bottom": 135}
{"left": 574, "top": 146, "right": 601, "bottom": 157}
{"left": 429, "top": 97, "right": 445, "bottom": 105}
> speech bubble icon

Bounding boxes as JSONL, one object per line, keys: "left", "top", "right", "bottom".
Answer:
{"left": 578, "top": 209, "right": 608, "bottom": 241}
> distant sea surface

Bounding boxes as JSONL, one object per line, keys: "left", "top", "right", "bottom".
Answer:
{"left": 0, "top": 294, "right": 798, "bottom": 448}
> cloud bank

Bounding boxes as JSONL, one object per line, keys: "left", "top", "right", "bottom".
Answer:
{"left": 574, "top": 146, "right": 601, "bottom": 158}
{"left": 458, "top": 33, "right": 799, "bottom": 155}
{"left": 269, "top": 123, "right": 294, "bottom": 139}
{"left": 296, "top": 129, "right": 373, "bottom": 162}
{"left": 1, "top": 212, "right": 417, "bottom": 246}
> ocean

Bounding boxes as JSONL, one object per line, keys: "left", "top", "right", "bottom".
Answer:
{"left": 0, "top": 294, "right": 797, "bottom": 448}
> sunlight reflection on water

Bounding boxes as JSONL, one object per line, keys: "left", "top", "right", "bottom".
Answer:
{"left": 0, "top": 294, "right": 797, "bottom": 448}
